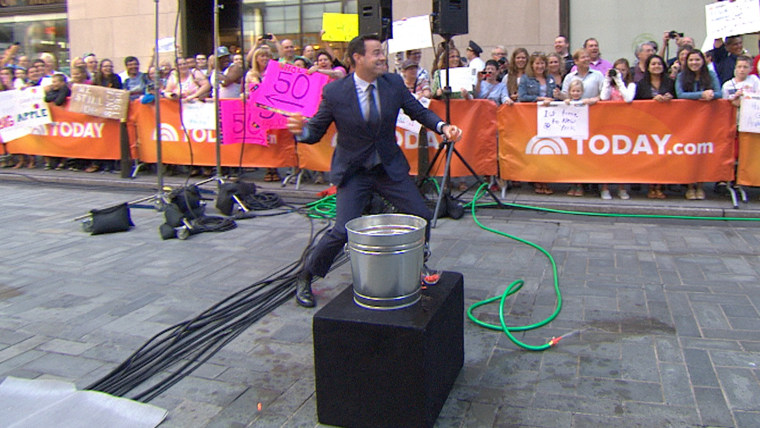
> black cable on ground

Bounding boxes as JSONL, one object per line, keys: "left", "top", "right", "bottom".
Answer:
{"left": 85, "top": 209, "right": 344, "bottom": 402}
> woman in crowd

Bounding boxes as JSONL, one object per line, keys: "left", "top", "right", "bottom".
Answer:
{"left": 13, "top": 67, "right": 27, "bottom": 89}
{"left": 518, "top": 52, "right": 557, "bottom": 195}
{"left": 87, "top": 59, "right": 122, "bottom": 172}
{"left": 0, "top": 67, "right": 13, "bottom": 89}
{"left": 243, "top": 47, "right": 280, "bottom": 182}
{"left": 506, "top": 47, "right": 529, "bottom": 102}
{"left": 476, "top": 59, "right": 510, "bottom": 105}
{"left": 564, "top": 80, "right": 598, "bottom": 197}
{"left": 70, "top": 65, "right": 90, "bottom": 85}
{"left": 431, "top": 47, "right": 470, "bottom": 100}
{"left": 293, "top": 56, "right": 311, "bottom": 69}
{"left": 676, "top": 49, "right": 721, "bottom": 200}
{"left": 400, "top": 59, "right": 431, "bottom": 100}
{"left": 546, "top": 52, "right": 565, "bottom": 87}
{"left": 163, "top": 57, "right": 210, "bottom": 101}
{"left": 599, "top": 58, "right": 636, "bottom": 200}
{"left": 668, "top": 46, "right": 692, "bottom": 80}
{"left": 308, "top": 50, "right": 346, "bottom": 82}
{"left": 634, "top": 54, "right": 676, "bottom": 199}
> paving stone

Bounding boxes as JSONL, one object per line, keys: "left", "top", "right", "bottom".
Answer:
{"left": 715, "top": 367, "right": 760, "bottom": 411}
{"left": 693, "top": 386, "right": 733, "bottom": 426}
{"left": 683, "top": 348, "right": 720, "bottom": 388}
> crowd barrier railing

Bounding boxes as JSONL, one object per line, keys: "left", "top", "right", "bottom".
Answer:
{"left": 4, "top": 98, "right": 750, "bottom": 186}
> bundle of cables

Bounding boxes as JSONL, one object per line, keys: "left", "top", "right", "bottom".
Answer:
{"left": 160, "top": 185, "right": 237, "bottom": 240}
{"left": 87, "top": 212, "right": 346, "bottom": 401}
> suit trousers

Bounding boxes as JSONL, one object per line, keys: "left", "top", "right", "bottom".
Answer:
{"left": 306, "top": 165, "right": 432, "bottom": 278}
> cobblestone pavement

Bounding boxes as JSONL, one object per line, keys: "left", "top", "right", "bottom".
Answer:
{"left": 0, "top": 172, "right": 759, "bottom": 427}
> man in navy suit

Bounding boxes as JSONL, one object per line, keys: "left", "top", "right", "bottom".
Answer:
{"left": 287, "top": 34, "right": 463, "bottom": 307}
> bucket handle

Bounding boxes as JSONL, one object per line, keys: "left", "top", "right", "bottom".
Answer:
{"left": 343, "top": 243, "right": 350, "bottom": 258}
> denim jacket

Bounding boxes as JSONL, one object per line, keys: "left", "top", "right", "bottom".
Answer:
{"left": 517, "top": 75, "right": 557, "bottom": 102}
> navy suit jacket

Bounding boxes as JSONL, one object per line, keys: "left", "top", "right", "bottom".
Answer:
{"left": 299, "top": 72, "right": 444, "bottom": 186}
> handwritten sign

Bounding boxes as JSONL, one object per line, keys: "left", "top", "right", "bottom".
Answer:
{"left": 387, "top": 15, "right": 434, "bottom": 54}
{"left": 321, "top": 13, "right": 358, "bottom": 42}
{"left": 180, "top": 101, "right": 216, "bottom": 130}
{"left": 157, "top": 37, "right": 176, "bottom": 53}
{"left": 252, "top": 60, "right": 329, "bottom": 118}
{"left": 0, "top": 88, "right": 52, "bottom": 142}
{"left": 537, "top": 102, "right": 589, "bottom": 140}
{"left": 219, "top": 99, "right": 268, "bottom": 145}
{"left": 705, "top": 0, "right": 760, "bottom": 40}
{"left": 739, "top": 95, "right": 760, "bottom": 133}
{"left": 69, "top": 84, "right": 130, "bottom": 120}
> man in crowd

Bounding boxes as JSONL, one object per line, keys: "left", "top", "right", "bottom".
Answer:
{"left": 278, "top": 38, "right": 296, "bottom": 64}
{"left": 195, "top": 54, "right": 208, "bottom": 75}
{"left": 581, "top": 38, "right": 612, "bottom": 75}
{"left": 465, "top": 40, "right": 485, "bottom": 72}
{"left": 491, "top": 45, "right": 509, "bottom": 81}
{"left": 213, "top": 46, "right": 243, "bottom": 98}
{"left": 660, "top": 31, "right": 694, "bottom": 66}
{"left": 632, "top": 41, "right": 657, "bottom": 82}
{"left": 711, "top": 35, "right": 744, "bottom": 84}
{"left": 554, "top": 35, "right": 574, "bottom": 73}
{"left": 84, "top": 53, "right": 98, "bottom": 79}
{"left": 122, "top": 56, "right": 152, "bottom": 101}
{"left": 286, "top": 34, "right": 462, "bottom": 308}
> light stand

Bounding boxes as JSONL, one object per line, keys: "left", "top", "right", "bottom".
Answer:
{"left": 424, "top": 35, "right": 503, "bottom": 228}
{"left": 152, "top": 0, "right": 167, "bottom": 207}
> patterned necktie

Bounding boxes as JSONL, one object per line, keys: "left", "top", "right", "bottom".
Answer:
{"left": 367, "top": 84, "right": 380, "bottom": 128}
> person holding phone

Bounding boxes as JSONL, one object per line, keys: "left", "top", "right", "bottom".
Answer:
{"left": 475, "top": 59, "right": 510, "bottom": 105}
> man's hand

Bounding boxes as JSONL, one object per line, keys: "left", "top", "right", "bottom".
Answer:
{"left": 287, "top": 113, "right": 306, "bottom": 136}
{"left": 443, "top": 124, "right": 462, "bottom": 142}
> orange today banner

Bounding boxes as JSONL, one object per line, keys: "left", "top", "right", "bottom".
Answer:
{"left": 498, "top": 99, "right": 736, "bottom": 184}
{"left": 296, "top": 99, "right": 498, "bottom": 177}
{"left": 5, "top": 102, "right": 121, "bottom": 160}
{"left": 737, "top": 132, "right": 760, "bottom": 186}
{"left": 130, "top": 99, "right": 297, "bottom": 167}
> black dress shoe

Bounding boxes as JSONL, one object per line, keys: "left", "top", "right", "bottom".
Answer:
{"left": 295, "top": 271, "right": 315, "bottom": 308}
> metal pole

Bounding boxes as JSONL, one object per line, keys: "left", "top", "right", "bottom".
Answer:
{"left": 154, "top": 0, "right": 164, "bottom": 192}
{"left": 213, "top": 0, "right": 222, "bottom": 180}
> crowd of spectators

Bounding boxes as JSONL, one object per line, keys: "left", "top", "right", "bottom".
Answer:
{"left": 0, "top": 29, "right": 757, "bottom": 201}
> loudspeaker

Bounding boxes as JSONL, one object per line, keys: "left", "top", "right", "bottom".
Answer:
{"left": 358, "top": 0, "right": 392, "bottom": 42}
{"left": 432, "top": 0, "right": 468, "bottom": 36}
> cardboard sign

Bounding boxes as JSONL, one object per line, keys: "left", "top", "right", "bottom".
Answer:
{"left": 705, "top": 0, "right": 760, "bottom": 39}
{"left": 180, "top": 101, "right": 216, "bottom": 130}
{"left": 0, "top": 88, "right": 52, "bottom": 142}
{"left": 252, "top": 60, "right": 329, "bottom": 118}
{"left": 537, "top": 102, "right": 589, "bottom": 140}
{"left": 387, "top": 15, "right": 434, "bottom": 54}
{"left": 321, "top": 13, "right": 359, "bottom": 42}
{"left": 739, "top": 95, "right": 760, "bottom": 133}
{"left": 69, "top": 84, "right": 130, "bottom": 121}
{"left": 219, "top": 99, "right": 268, "bottom": 145}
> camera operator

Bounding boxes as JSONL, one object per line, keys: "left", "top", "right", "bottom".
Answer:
{"left": 660, "top": 30, "right": 694, "bottom": 66}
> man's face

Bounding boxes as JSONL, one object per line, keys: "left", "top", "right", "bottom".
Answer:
{"left": 735, "top": 60, "right": 751, "bottom": 80}
{"left": 638, "top": 44, "right": 655, "bottom": 62}
{"left": 727, "top": 38, "right": 744, "bottom": 56}
{"left": 303, "top": 45, "right": 315, "bottom": 60}
{"left": 18, "top": 56, "right": 29, "bottom": 68}
{"left": 233, "top": 54, "right": 243, "bottom": 66}
{"left": 126, "top": 60, "right": 139, "bottom": 75}
{"left": 491, "top": 49, "right": 506, "bottom": 61}
{"left": 585, "top": 39, "right": 600, "bottom": 60}
{"left": 281, "top": 40, "right": 295, "bottom": 59}
{"left": 218, "top": 55, "right": 231, "bottom": 69}
{"left": 576, "top": 51, "right": 591, "bottom": 68}
{"left": 0, "top": 70, "right": 12, "bottom": 86}
{"left": 186, "top": 57, "right": 196, "bottom": 69}
{"left": 196, "top": 55, "right": 207, "bottom": 68}
{"left": 353, "top": 39, "right": 386, "bottom": 80}
{"left": 85, "top": 56, "right": 97, "bottom": 72}
{"left": 679, "top": 37, "right": 694, "bottom": 49}
{"left": 554, "top": 37, "right": 568, "bottom": 54}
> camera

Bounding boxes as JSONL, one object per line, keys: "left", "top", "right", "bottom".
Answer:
{"left": 668, "top": 30, "right": 684, "bottom": 39}
{"left": 607, "top": 68, "right": 616, "bottom": 78}
{"left": 497, "top": 57, "right": 507, "bottom": 66}
{"left": 262, "top": 33, "right": 273, "bottom": 40}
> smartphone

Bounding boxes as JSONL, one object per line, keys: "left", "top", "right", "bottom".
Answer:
{"left": 262, "top": 33, "right": 273, "bottom": 40}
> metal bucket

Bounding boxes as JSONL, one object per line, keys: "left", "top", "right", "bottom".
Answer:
{"left": 345, "top": 214, "right": 426, "bottom": 310}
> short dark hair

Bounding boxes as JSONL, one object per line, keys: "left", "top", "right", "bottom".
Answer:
{"left": 32, "top": 59, "right": 45, "bottom": 67}
{"left": 125, "top": 56, "right": 139, "bottom": 65}
{"left": 485, "top": 59, "right": 499, "bottom": 69}
{"left": 347, "top": 34, "right": 381, "bottom": 66}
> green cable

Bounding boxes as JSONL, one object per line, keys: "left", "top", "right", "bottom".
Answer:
{"left": 305, "top": 195, "right": 337, "bottom": 218}
{"left": 464, "top": 184, "right": 760, "bottom": 351}
{"left": 466, "top": 184, "right": 563, "bottom": 351}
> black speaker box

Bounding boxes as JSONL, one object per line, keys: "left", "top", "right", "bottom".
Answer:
{"left": 432, "top": 0, "right": 468, "bottom": 36}
{"left": 313, "top": 272, "right": 464, "bottom": 428}
{"left": 358, "top": 0, "right": 392, "bottom": 42}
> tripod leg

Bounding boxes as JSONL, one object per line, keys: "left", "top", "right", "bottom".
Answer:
{"left": 451, "top": 147, "right": 504, "bottom": 207}
{"left": 430, "top": 141, "right": 456, "bottom": 228}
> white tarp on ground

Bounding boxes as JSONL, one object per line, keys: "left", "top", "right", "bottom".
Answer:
{"left": 0, "top": 377, "right": 167, "bottom": 428}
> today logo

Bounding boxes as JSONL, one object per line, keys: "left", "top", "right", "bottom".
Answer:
{"left": 152, "top": 124, "right": 217, "bottom": 143}
{"left": 525, "top": 134, "right": 714, "bottom": 156}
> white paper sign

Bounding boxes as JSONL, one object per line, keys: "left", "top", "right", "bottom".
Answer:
{"left": 705, "top": 0, "right": 760, "bottom": 40}
{"left": 437, "top": 67, "right": 475, "bottom": 93}
{"left": 396, "top": 97, "right": 431, "bottom": 133}
{"left": 387, "top": 15, "right": 434, "bottom": 54}
{"left": 180, "top": 101, "right": 216, "bottom": 130}
{"left": 157, "top": 37, "right": 176, "bottom": 53}
{"left": 0, "top": 88, "right": 52, "bottom": 142}
{"left": 738, "top": 95, "right": 760, "bottom": 133}
{"left": 537, "top": 102, "right": 589, "bottom": 140}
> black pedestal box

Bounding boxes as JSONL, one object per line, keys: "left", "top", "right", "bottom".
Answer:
{"left": 313, "top": 272, "right": 464, "bottom": 428}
